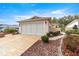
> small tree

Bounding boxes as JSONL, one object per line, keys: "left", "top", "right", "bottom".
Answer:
{"left": 52, "top": 17, "right": 58, "bottom": 23}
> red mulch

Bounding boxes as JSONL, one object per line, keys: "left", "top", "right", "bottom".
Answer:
{"left": 21, "top": 39, "right": 61, "bottom": 56}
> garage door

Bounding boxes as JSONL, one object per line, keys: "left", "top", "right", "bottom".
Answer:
{"left": 21, "top": 21, "right": 47, "bottom": 35}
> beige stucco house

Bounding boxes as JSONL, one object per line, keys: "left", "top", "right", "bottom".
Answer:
{"left": 17, "top": 16, "right": 53, "bottom": 36}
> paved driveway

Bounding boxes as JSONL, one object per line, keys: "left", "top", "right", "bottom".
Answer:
{"left": 0, "top": 34, "right": 40, "bottom": 56}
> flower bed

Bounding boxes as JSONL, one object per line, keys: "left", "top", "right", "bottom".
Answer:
{"left": 62, "top": 35, "right": 79, "bottom": 56}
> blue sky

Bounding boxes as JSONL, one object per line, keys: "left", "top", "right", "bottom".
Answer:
{"left": 0, "top": 3, "right": 79, "bottom": 25}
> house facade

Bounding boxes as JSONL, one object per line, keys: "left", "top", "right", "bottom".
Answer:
{"left": 65, "top": 19, "right": 79, "bottom": 30}
{"left": 18, "top": 16, "right": 52, "bottom": 36}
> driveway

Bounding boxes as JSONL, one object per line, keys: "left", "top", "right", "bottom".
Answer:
{"left": 0, "top": 34, "right": 40, "bottom": 56}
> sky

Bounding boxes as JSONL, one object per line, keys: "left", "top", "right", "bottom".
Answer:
{"left": 0, "top": 3, "right": 79, "bottom": 25}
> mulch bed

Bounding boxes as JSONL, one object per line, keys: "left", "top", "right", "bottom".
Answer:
{"left": 21, "top": 39, "right": 61, "bottom": 56}
{"left": 61, "top": 35, "right": 79, "bottom": 56}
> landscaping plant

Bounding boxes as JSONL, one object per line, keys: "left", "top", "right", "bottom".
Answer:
{"left": 47, "top": 31, "right": 60, "bottom": 37}
{"left": 41, "top": 35, "right": 49, "bottom": 43}
{"left": 47, "top": 31, "right": 53, "bottom": 37}
{"left": 59, "top": 24, "right": 65, "bottom": 31}
{"left": 73, "top": 25, "right": 78, "bottom": 29}
{"left": 65, "top": 29, "right": 79, "bottom": 35}
{"left": 52, "top": 31, "right": 60, "bottom": 36}
{"left": 4, "top": 28, "right": 17, "bottom": 34}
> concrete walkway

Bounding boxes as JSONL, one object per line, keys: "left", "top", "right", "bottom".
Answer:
{"left": 58, "top": 35, "right": 65, "bottom": 56}
{"left": 0, "top": 34, "right": 40, "bottom": 56}
{"left": 49, "top": 35, "right": 65, "bottom": 40}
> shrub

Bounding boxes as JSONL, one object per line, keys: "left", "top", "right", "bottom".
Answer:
{"left": 65, "top": 29, "right": 79, "bottom": 35}
{"left": 4, "top": 28, "right": 17, "bottom": 34}
{"left": 47, "top": 31, "right": 60, "bottom": 37}
{"left": 46, "top": 31, "right": 53, "bottom": 37}
{"left": 41, "top": 35, "right": 49, "bottom": 43}
{"left": 74, "top": 29, "right": 79, "bottom": 34}
{"left": 73, "top": 25, "right": 78, "bottom": 29}
{"left": 65, "top": 30, "right": 73, "bottom": 35}
{"left": 52, "top": 31, "right": 60, "bottom": 36}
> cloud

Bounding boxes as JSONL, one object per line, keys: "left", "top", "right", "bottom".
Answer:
{"left": 51, "top": 9, "right": 67, "bottom": 15}
{"left": 15, "top": 8, "right": 76, "bottom": 21}
{"left": 15, "top": 15, "right": 34, "bottom": 21}
{"left": 15, "top": 9, "right": 41, "bottom": 21}
{"left": 30, "top": 9, "right": 76, "bottom": 18}
{"left": 51, "top": 9, "right": 75, "bottom": 18}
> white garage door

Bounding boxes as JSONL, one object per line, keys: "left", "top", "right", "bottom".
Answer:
{"left": 21, "top": 21, "right": 48, "bottom": 35}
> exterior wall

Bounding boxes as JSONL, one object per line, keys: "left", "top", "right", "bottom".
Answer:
{"left": 65, "top": 20, "right": 78, "bottom": 30}
{"left": 19, "top": 20, "right": 49, "bottom": 36}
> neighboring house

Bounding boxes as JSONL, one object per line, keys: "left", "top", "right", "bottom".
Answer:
{"left": 17, "top": 16, "right": 52, "bottom": 36}
{"left": 65, "top": 19, "right": 79, "bottom": 30}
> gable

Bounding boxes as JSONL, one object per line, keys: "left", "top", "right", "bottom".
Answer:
{"left": 66, "top": 19, "right": 79, "bottom": 28}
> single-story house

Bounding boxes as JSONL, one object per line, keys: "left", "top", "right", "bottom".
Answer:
{"left": 17, "top": 16, "right": 53, "bottom": 36}
{"left": 65, "top": 19, "right": 79, "bottom": 30}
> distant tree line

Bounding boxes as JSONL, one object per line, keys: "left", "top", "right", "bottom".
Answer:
{"left": 52, "top": 15, "right": 79, "bottom": 26}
